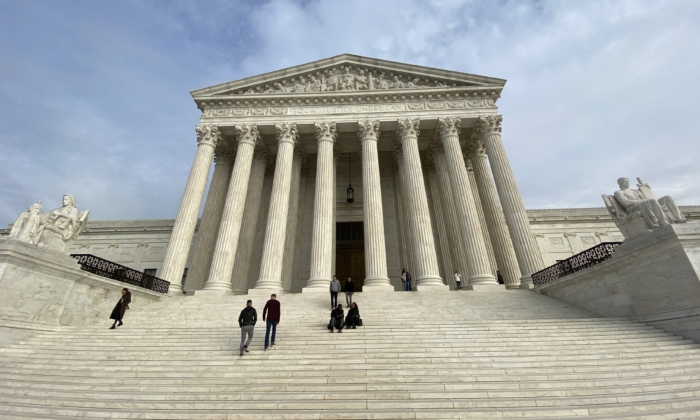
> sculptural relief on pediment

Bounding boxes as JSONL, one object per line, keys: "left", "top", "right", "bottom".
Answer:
{"left": 230, "top": 66, "right": 469, "bottom": 96}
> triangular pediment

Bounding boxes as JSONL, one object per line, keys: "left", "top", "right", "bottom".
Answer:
{"left": 191, "top": 54, "right": 506, "bottom": 99}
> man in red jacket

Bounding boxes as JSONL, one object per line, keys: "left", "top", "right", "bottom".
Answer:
{"left": 262, "top": 294, "right": 281, "bottom": 351}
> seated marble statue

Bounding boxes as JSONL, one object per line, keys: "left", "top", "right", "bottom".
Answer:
{"left": 9, "top": 201, "right": 43, "bottom": 243}
{"left": 12, "top": 194, "right": 90, "bottom": 253}
{"left": 603, "top": 177, "right": 686, "bottom": 240}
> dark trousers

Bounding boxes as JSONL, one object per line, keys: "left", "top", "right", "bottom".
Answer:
{"left": 330, "top": 291, "right": 338, "bottom": 308}
{"left": 264, "top": 320, "right": 277, "bottom": 348}
{"left": 330, "top": 317, "right": 344, "bottom": 331}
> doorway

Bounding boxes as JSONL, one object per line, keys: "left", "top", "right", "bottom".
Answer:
{"left": 336, "top": 222, "right": 365, "bottom": 292}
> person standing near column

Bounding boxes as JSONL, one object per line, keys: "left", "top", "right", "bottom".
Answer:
{"left": 238, "top": 300, "right": 257, "bottom": 356}
{"left": 344, "top": 278, "right": 355, "bottom": 307}
{"left": 329, "top": 275, "right": 340, "bottom": 309}
{"left": 454, "top": 271, "right": 463, "bottom": 291}
{"left": 401, "top": 268, "right": 412, "bottom": 291}
{"left": 262, "top": 294, "right": 280, "bottom": 351}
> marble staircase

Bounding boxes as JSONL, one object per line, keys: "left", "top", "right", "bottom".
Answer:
{"left": 1, "top": 289, "right": 700, "bottom": 419}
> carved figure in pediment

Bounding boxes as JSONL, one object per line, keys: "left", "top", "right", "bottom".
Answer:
{"left": 407, "top": 78, "right": 421, "bottom": 88}
{"left": 339, "top": 67, "right": 355, "bottom": 90}
{"left": 290, "top": 77, "right": 307, "bottom": 93}
{"left": 266, "top": 82, "right": 287, "bottom": 94}
{"left": 9, "top": 201, "right": 42, "bottom": 243}
{"left": 375, "top": 73, "right": 389, "bottom": 89}
{"left": 34, "top": 194, "right": 89, "bottom": 252}
{"left": 355, "top": 69, "right": 369, "bottom": 90}
{"left": 390, "top": 75, "right": 404, "bottom": 89}
{"left": 307, "top": 75, "right": 322, "bottom": 92}
{"left": 602, "top": 177, "right": 686, "bottom": 240}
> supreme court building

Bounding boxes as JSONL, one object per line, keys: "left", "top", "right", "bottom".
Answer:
{"left": 157, "top": 54, "right": 550, "bottom": 295}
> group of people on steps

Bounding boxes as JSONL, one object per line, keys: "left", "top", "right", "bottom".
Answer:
{"left": 108, "top": 268, "right": 506, "bottom": 354}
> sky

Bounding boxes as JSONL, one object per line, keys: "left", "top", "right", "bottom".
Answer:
{"left": 1, "top": 0, "right": 699, "bottom": 223}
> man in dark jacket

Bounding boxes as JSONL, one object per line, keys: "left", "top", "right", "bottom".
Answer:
{"left": 344, "top": 278, "right": 355, "bottom": 307}
{"left": 262, "top": 294, "right": 281, "bottom": 351}
{"left": 238, "top": 300, "right": 257, "bottom": 356}
{"left": 497, "top": 270, "right": 504, "bottom": 285}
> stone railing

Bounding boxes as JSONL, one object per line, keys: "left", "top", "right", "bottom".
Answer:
{"left": 70, "top": 254, "right": 170, "bottom": 294}
{"left": 531, "top": 242, "right": 622, "bottom": 287}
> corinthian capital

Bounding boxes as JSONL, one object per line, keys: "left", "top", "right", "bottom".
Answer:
{"left": 314, "top": 122, "right": 337, "bottom": 144}
{"left": 436, "top": 117, "right": 461, "bottom": 138}
{"left": 253, "top": 147, "right": 270, "bottom": 164}
{"left": 358, "top": 120, "right": 381, "bottom": 142}
{"left": 476, "top": 115, "right": 503, "bottom": 135}
{"left": 235, "top": 124, "right": 261, "bottom": 146}
{"left": 275, "top": 123, "right": 299, "bottom": 145}
{"left": 464, "top": 139, "right": 487, "bottom": 158}
{"left": 214, "top": 146, "right": 236, "bottom": 164}
{"left": 396, "top": 118, "right": 420, "bottom": 140}
{"left": 195, "top": 124, "right": 222, "bottom": 148}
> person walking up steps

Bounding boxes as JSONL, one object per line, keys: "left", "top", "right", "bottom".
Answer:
{"left": 109, "top": 288, "right": 131, "bottom": 329}
{"left": 344, "top": 277, "right": 355, "bottom": 307}
{"left": 238, "top": 300, "right": 257, "bottom": 356}
{"left": 454, "top": 271, "right": 463, "bottom": 291}
{"left": 262, "top": 294, "right": 280, "bottom": 351}
{"left": 330, "top": 275, "right": 341, "bottom": 309}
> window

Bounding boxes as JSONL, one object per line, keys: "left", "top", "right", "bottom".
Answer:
{"left": 144, "top": 269, "right": 157, "bottom": 277}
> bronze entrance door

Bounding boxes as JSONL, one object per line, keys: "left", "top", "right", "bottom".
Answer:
{"left": 336, "top": 222, "right": 365, "bottom": 292}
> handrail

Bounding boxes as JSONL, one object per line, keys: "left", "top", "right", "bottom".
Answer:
{"left": 70, "top": 254, "right": 170, "bottom": 294}
{"left": 531, "top": 242, "right": 622, "bottom": 287}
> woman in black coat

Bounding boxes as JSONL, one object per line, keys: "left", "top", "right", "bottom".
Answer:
{"left": 345, "top": 302, "right": 361, "bottom": 329}
{"left": 110, "top": 288, "right": 131, "bottom": 329}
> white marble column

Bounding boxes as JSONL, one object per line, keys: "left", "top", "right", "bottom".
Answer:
{"left": 161, "top": 124, "right": 221, "bottom": 293}
{"left": 254, "top": 123, "right": 299, "bottom": 292}
{"left": 184, "top": 147, "right": 234, "bottom": 293}
{"left": 202, "top": 125, "right": 260, "bottom": 294}
{"left": 282, "top": 148, "right": 304, "bottom": 293}
{"left": 305, "top": 122, "right": 337, "bottom": 291}
{"left": 392, "top": 152, "right": 415, "bottom": 279}
{"left": 426, "top": 160, "right": 455, "bottom": 289}
{"left": 465, "top": 157, "right": 498, "bottom": 277}
{"left": 477, "top": 115, "right": 544, "bottom": 288}
{"left": 358, "top": 120, "right": 392, "bottom": 290}
{"left": 432, "top": 145, "right": 470, "bottom": 280}
{"left": 467, "top": 140, "right": 521, "bottom": 288}
{"left": 396, "top": 119, "right": 445, "bottom": 289}
{"left": 437, "top": 117, "right": 496, "bottom": 286}
{"left": 231, "top": 149, "right": 268, "bottom": 294}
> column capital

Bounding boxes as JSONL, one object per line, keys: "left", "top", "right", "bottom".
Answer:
{"left": 253, "top": 147, "right": 270, "bottom": 164}
{"left": 195, "top": 124, "right": 222, "bottom": 148}
{"left": 429, "top": 138, "right": 444, "bottom": 155}
{"left": 436, "top": 117, "right": 461, "bottom": 138}
{"left": 396, "top": 118, "right": 420, "bottom": 140}
{"left": 476, "top": 115, "right": 503, "bottom": 135}
{"left": 293, "top": 144, "right": 306, "bottom": 162}
{"left": 214, "top": 146, "right": 236, "bottom": 164}
{"left": 275, "top": 123, "right": 299, "bottom": 145}
{"left": 314, "top": 122, "right": 337, "bottom": 144}
{"left": 464, "top": 139, "right": 487, "bottom": 159}
{"left": 358, "top": 120, "right": 381, "bottom": 142}
{"left": 235, "top": 124, "right": 261, "bottom": 147}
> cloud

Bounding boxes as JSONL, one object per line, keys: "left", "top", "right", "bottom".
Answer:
{"left": 1, "top": 0, "right": 698, "bottom": 224}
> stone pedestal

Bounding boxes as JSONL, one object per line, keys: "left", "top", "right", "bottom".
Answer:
{"left": 0, "top": 239, "right": 162, "bottom": 329}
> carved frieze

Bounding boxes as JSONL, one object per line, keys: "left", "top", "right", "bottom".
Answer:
{"left": 200, "top": 99, "right": 496, "bottom": 119}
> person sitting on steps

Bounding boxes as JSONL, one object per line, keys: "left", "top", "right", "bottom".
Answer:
{"left": 329, "top": 304, "right": 345, "bottom": 333}
{"left": 345, "top": 302, "right": 361, "bottom": 329}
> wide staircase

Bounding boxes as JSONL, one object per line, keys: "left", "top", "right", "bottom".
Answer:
{"left": 1, "top": 289, "right": 700, "bottom": 419}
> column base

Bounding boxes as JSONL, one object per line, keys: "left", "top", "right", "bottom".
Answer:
{"left": 167, "top": 284, "right": 183, "bottom": 295}
{"left": 362, "top": 284, "right": 395, "bottom": 292}
{"left": 415, "top": 284, "right": 450, "bottom": 292}
{"left": 466, "top": 284, "right": 506, "bottom": 291}
{"left": 248, "top": 287, "right": 285, "bottom": 297}
{"left": 519, "top": 275, "right": 534, "bottom": 289}
{"left": 302, "top": 286, "right": 328, "bottom": 293}
{"left": 467, "top": 274, "right": 498, "bottom": 285}
{"left": 196, "top": 287, "right": 235, "bottom": 296}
